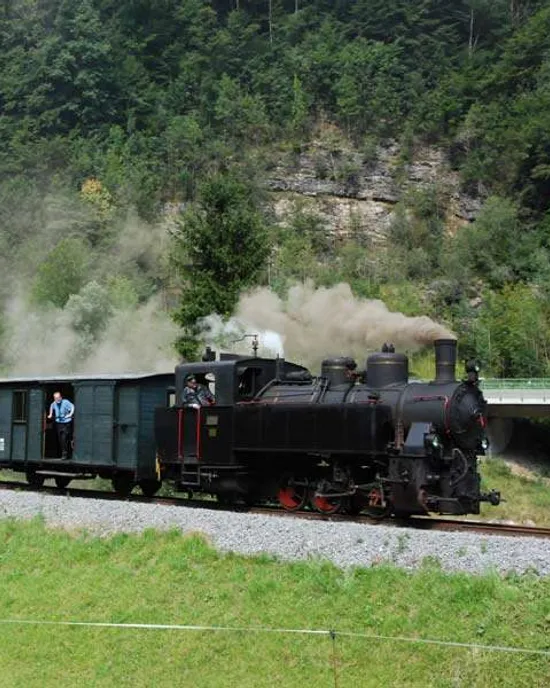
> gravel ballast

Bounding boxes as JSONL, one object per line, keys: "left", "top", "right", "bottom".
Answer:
{"left": 1, "top": 491, "right": 550, "bottom": 576}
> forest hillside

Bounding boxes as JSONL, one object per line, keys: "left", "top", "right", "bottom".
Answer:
{"left": 2, "top": 0, "right": 550, "bottom": 375}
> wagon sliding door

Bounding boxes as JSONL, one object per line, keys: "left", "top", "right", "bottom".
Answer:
{"left": 73, "top": 382, "right": 115, "bottom": 465}
{"left": 114, "top": 385, "right": 139, "bottom": 469}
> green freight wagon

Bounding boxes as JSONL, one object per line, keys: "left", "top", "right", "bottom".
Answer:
{"left": 0, "top": 373, "right": 174, "bottom": 496}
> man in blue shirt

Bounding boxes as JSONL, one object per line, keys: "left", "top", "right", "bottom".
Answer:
{"left": 47, "top": 392, "right": 75, "bottom": 460}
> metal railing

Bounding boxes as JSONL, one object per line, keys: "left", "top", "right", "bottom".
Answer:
{"left": 480, "top": 379, "right": 550, "bottom": 390}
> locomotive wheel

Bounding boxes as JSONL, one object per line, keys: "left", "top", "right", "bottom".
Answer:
{"left": 54, "top": 476, "right": 71, "bottom": 489}
{"left": 277, "top": 475, "right": 308, "bottom": 512}
{"left": 112, "top": 475, "right": 134, "bottom": 498}
{"left": 26, "top": 470, "right": 45, "bottom": 488}
{"left": 310, "top": 494, "right": 342, "bottom": 515}
{"left": 361, "top": 482, "right": 392, "bottom": 520}
{"left": 139, "top": 479, "right": 162, "bottom": 498}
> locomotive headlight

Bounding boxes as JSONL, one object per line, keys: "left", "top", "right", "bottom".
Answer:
{"left": 480, "top": 437, "right": 489, "bottom": 451}
{"left": 424, "top": 433, "right": 442, "bottom": 454}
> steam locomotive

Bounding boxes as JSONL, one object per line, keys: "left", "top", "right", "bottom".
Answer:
{"left": 156, "top": 339, "right": 500, "bottom": 517}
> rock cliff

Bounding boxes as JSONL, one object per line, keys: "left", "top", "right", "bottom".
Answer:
{"left": 266, "top": 139, "right": 482, "bottom": 242}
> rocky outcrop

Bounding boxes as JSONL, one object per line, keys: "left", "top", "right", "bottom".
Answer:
{"left": 266, "top": 139, "right": 482, "bottom": 242}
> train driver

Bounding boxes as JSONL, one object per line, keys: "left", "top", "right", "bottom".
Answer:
{"left": 181, "top": 374, "right": 215, "bottom": 409}
{"left": 47, "top": 391, "right": 75, "bottom": 460}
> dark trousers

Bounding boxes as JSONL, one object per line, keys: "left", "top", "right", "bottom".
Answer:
{"left": 56, "top": 422, "right": 73, "bottom": 459}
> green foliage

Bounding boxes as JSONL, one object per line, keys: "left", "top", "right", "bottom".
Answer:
{"left": 65, "top": 281, "right": 113, "bottom": 339}
{"left": 335, "top": 39, "right": 406, "bottom": 135}
{"left": 388, "top": 186, "right": 446, "bottom": 280}
{"left": 453, "top": 196, "right": 544, "bottom": 288}
{"left": 106, "top": 276, "right": 139, "bottom": 311}
{"left": 463, "top": 284, "right": 550, "bottom": 376}
{"left": 172, "top": 171, "right": 270, "bottom": 358}
{"left": 2, "top": 0, "right": 550, "bottom": 375}
{"left": 32, "top": 237, "right": 89, "bottom": 308}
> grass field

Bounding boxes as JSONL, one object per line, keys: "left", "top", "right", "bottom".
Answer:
{"left": 0, "top": 519, "right": 549, "bottom": 687}
{"left": 478, "top": 458, "right": 550, "bottom": 526}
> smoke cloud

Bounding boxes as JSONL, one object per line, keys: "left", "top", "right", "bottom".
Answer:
{"left": 201, "top": 282, "right": 454, "bottom": 370}
{"left": 1, "top": 191, "right": 178, "bottom": 376}
{"left": 4, "top": 292, "right": 178, "bottom": 376}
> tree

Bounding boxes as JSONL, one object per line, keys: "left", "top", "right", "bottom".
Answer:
{"left": 32, "top": 237, "right": 89, "bottom": 308}
{"left": 172, "top": 171, "right": 271, "bottom": 358}
{"left": 454, "top": 196, "right": 543, "bottom": 288}
{"left": 2, "top": 0, "right": 118, "bottom": 135}
{"left": 335, "top": 39, "right": 406, "bottom": 135}
{"left": 65, "top": 281, "right": 113, "bottom": 339}
{"left": 464, "top": 284, "right": 550, "bottom": 376}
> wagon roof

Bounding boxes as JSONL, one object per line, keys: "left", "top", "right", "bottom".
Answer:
{"left": 0, "top": 371, "right": 174, "bottom": 385}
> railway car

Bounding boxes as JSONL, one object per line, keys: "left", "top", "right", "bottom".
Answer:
{"left": 0, "top": 373, "right": 173, "bottom": 496}
{"left": 155, "top": 340, "right": 500, "bottom": 518}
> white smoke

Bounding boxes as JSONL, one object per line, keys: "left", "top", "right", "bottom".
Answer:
{"left": 1, "top": 194, "right": 179, "bottom": 376}
{"left": 200, "top": 281, "right": 454, "bottom": 369}
{"left": 199, "top": 313, "right": 285, "bottom": 358}
{"left": 3, "top": 292, "right": 178, "bottom": 376}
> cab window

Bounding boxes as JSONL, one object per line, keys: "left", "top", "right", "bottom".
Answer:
{"left": 237, "top": 367, "right": 263, "bottom": 399}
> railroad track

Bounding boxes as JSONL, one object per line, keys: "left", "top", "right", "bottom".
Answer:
{"left": 409, "top": 517, "right": 550, "bottom": 539}
{"left": 1, "top": 479, "right": 549, "bottom": 539}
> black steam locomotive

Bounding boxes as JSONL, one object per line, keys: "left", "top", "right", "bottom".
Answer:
{"left": 156, "top": 339, "right": 500, "bottom": 518}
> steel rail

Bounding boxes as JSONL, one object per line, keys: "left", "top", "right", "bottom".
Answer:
{"left": 1, "top": 480, "right": 549, "bottom": 539}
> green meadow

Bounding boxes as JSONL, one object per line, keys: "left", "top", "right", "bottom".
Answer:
{"left": 478, "top": 458, "right": 550, "bottom": 526}
{"left": 0, "top": 519, "right": 549, "bottom": 687}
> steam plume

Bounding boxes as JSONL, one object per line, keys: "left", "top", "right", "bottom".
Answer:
{"left": 202, "top": 282, "right": 454, "bottom": 369}
{"left": 4, "top": 293, "right": 178, "bottom": 376}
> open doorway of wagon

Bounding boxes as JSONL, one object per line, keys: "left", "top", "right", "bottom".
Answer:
{"left": 43, "top": 382, "right": 75, "bottom": 459}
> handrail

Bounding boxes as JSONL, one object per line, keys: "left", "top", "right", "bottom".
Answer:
{"left": 480, "top": 379, "right": 550, "bottom": 390}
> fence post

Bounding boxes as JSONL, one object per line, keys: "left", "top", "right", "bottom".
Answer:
{"left": 329, "top": 629, "right": 339, "bottom": 688}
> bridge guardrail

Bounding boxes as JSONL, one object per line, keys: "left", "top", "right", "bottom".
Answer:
{"left": 480, "top": 379, "right": 550, "bottom": 390}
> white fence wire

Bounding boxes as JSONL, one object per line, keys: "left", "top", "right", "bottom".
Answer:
{"left": 1, "top": 618, "right": 549, "bottom": 657}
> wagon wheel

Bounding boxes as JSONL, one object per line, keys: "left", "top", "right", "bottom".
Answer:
{"left": 361, "top": 482, "right": 392, "bottom": 520}
{"left": 139, "top": 479, "right": 162, "bottom": 498}
{"left": 277, "top": 474, "right": 309, "bottom": 512}
{"left": 26, "top": 470, "right": 45, "bottom": 488}
{"left": 112, "top": 475, "right": 134, "bottom": 498}
{"left": 54, "top": 476, "right": 71, "bottom": 489}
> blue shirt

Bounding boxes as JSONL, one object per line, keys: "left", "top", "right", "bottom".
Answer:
{"left": 50, "top": 399, "right": 74, "bottom": 423}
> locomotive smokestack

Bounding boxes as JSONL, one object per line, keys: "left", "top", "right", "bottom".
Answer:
{"left": 434, "top": 339, "right": 457, "bottom": 383}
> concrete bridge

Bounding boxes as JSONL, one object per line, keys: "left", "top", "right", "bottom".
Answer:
{"left": 480, "top": 379, "right": 550, "bottom": 454}
{"left": 481, "top": 379, "right": 550, "bottom": 418}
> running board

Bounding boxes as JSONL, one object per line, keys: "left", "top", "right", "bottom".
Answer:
{"left": 35, "top": 471, "right": 90, "bottom": 479}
